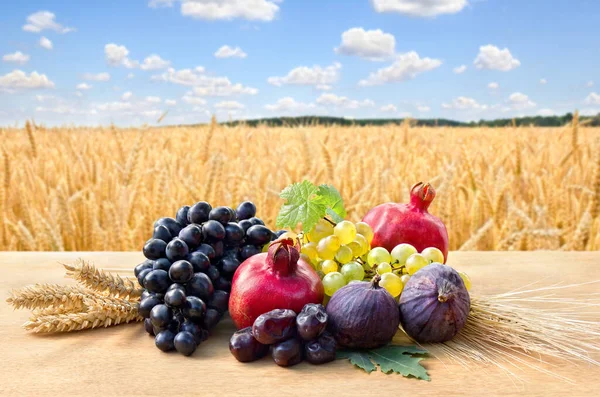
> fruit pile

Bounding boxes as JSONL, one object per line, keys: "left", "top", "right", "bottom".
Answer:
{"left": 230, "top": 304, "right": 336, "bottom": 367}
{"left": 134, "top": 201, "right": 279, "bottom": 355}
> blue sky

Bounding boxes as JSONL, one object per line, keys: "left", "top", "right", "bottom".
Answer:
{"left": 1, "top": 0, "right": 599, "bottom": 126}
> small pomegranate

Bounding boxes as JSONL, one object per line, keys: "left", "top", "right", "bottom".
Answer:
{"left": 362, "top": 182, "right": 449, "bottom": 262}
{"left": 229, "top": 238, "right": 324, "bottom": 329}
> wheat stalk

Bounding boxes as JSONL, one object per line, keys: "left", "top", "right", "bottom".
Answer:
{"left": 6, "top": 284, "right": 89, "bottom": 311}
{"left": 23, "top": 305, "right": 141, "bottom": 333}
{"left": 63, "top": 259, "right": 142, "bottom": 298}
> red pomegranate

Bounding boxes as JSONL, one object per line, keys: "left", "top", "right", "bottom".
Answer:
{"left": 229, "top": 238, "right": 324, "bottom": 329}
{"left": 362, "top": 182, "right": 449, "bottom": 262}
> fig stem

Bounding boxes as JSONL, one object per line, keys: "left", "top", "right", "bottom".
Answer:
{"left": 371, "top": 274, "right": 382, "bottom": 288}
{"left": 438, "top": 294, "right": 448, "bottom": 303}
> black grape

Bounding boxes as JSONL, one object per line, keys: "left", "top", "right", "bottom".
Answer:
{"left": 150, "top": 304, "right": 173, "bottom": 328}
{"left": 143, "top": 239, "right": 167, "bottom": 260}
{"left": 248, "top": 217, "right": 265, "bottom": 226}
{"left": 139, "top": 296, "right": 161, "bottom": 318}
{"left": 214, "top": 277, "right": 231, "bottom": 293}
{"left": 219, "top": 257, "right": 241, "bottom": 277}
{"left": 152, "top": 225, "right": 172, "bottom": 243}
{"left": 154, "top": 217, "right": 182, "bottom": 237}
{"left": 187, "top": 251, "right": 211, "bottom": 273}
{"left": 208, "top": 290, "right": 229, "bottom": 314}
{"left": 174, "top": 331, "right": 197, "bottom": 356}
{"left": 183, "top": 296, "right": 207, "bottom": 322}
{"left": 194, "top": 244, "right": 215, "bottom": 260}
{"left": 134, "top": 260, "right": 154, "bottom": 277}
{"left": 205, "top": 266, "right": 220, "bottom": 282}
{"left": 180, "top": 321, "right": 204, "bottom": 345}
{"left": 202, "top": 220, "right": 226, "bottom": 241}
{"left": 188, "top": 201, "right": 212, "bottom": 224}
{"left": 165, "top": 238, "right": 189, "bottom": 262}
{"left": 235, "top": 201, "right": 256, "bottom": 221}
{"left": 178, "top": 224, "right": 203, "bottom": 249}
{"left": 144, "top": 270, "right": 170, "bottom": 293}
{"left": 211, "top": 240, "right": 224, "bottom": 258}
{"left": 186, "top": 273, "right": 214, "bottom": 302}
{"left": 155, "top": 330, "right": 176, "bottom": 352}
{"left": 164, "top": 288, "right": 187, "bottom": 308}
{"left": 272, "top": 230, "right": 287, "bottom": 240}
{"left": 202, "top": 308, "right": 222, "bottom": 330}
{"left": 144, "top": 318, "right": 155, "bottom": 336}
{"left": 169, "top": 260, "right": 194, "bottom": 284}
{"left": 226, "top": 207, "right": 237, "bottom": 222}
{"left": 176, "top": 205, "right": 191, "bottom": 226}
{"left": 246, "top": 225, "right": 273, "bottom": 246}
{"left": 239, "top": 245, "right": 261, "bottom": 261}
{"left": 209, "top": 206, "right": 232, "bottom": 225}
{"left": 152, "top": 258, "right": 171, "bottom": 272}
{"left": 238, "top": 219, "right": 253, "bottom": 233}
{"left": 224, "top": 223, "right": 245, "bottom": 245}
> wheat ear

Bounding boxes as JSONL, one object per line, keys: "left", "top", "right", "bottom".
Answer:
{"left": 63, "top": 260, "right": 142, "bottom": 299}
{"left": 6, "top": 284, "right": 88, "bottom": 311}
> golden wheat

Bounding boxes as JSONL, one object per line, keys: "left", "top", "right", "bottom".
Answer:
{"left": 0, "top": 121, "right": 598, "bottom": 251}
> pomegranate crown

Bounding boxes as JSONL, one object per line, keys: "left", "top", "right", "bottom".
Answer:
{"left": 267, "top": 237, "right": 300, "bottom": 276}
{"left": 409, "top": 182, "right": 436, "bottom": 210}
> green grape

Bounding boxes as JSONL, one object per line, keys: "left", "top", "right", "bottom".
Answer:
{"left": 262, "top": 243, "right": 270, "bottom": 253}
{"left": 335, "top": 245, "right": 354, "bottom": 264}
{"left": 421, "top": 247, "right": 445, "bottom": 264}
{"left": 320, "top": 259, "right": 338, "bottom": 274}
{"left": 316, "top": 270, "right": 325, "bottom": 280}
{"left": 367, "top": 247, "right": 391, "bottom": 267}
{"left": 333, "top": 221, "right": 357, "bottom": 245}
{"left": 406, "top": 253, "right": 429, "bottom": 275}
{"left": 353, "top": 234, "right": 369, "bottom": 255}
{"left": 316, "top": 241, "right": 335, "bottom": 260}
{"left": 340, "top": 261, "right": 365, "bottom": 282}
{"left": 355, "top": 222, "right": 374, "bottom": 244}
{"left": 400, "top": 274, "right": 411, "bottom": 285}
{"left": 301, "top": 242, "right": 318, "bottom": 263}
{"left": 376, "top": 262, "right": 392, "bottom": 274}
{"left": 346, "top": 241, "right": 362, "bottom": 257}
{"left": 390, "top": 243, "right": 417, "bottom": 265}
{"left": 458, "top": 271, "right": 472, "bottom": 291}
{"left": 322, "top": 235, "right": 341, "bottom": 251}
{"left": 307, "top": 220, "right": 333, "bottom": 242}
{"left": 299, "top": 253, "right": 316, "bottom": 270}
{"left": 323, "top": 272, "right": 346, "bottom": 296}
{"left": 379, "top": 272, "right": 404, "bottom": 297}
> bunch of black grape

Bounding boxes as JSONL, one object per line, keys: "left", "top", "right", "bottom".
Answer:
{"left": 134, "top": 201, "right": 283, "bottom": 356}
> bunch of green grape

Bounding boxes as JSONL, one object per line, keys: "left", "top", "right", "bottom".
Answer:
{"left": 298, "top": 219, "right": 374, "bottom": 297}
{"left": 363, "top": 243, "right": 472, "bottom": 299}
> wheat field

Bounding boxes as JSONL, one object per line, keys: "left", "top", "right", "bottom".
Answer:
{"left": 0, "top": 117, "right": 598, "bottom": 252}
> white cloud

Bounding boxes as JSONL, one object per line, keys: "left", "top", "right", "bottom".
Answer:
{"left": 587, "top": 81, "right": 595, "bottom": 88}
{"left": 82, "top": 72, "right": 111, "bottom": 82}
{"left": 149, "top": 0, "right": 176, "bottom": 7}
{"left": 121, "top": 91, "right": 133, "bottom": 101}
{"left": 180, "top": 0, "right": 281, "bottom": 21}
{"left": 316, "top": 84, "right": 332, "bottom": 91}
{"left": 214, "top": 45, "right": 247, "bottom": 59}
{"left": 417, "top": 105, "right": 431, "bottom": 112}
{"left": 153, "top": 67, "right": 256, "bottom": 96}
{"left": 453, "top": 65, "right": 467, "bottom": 74}
{"left": 442, "top": 96, "right": 487, "bottom": 111}
{"left": 335, "top": 28, "right": 395, "bottom": 61}
{"left": 127, "top": 73, "right": 135, "bottom": 79}
{"left": 39, "top": 37, "right": 53, "bottom": 50}
{"left": 140, "top": 54, "right": 171, "bottom": 70}
{"left": 585, "top": 92, "right": 600, "bottom": 105}
{"left": 508, "top": 92, "right": 536, "bottom": 109}
{"left": 76, "top": 83, "right": 92, "bottom": 90}
{"left": 165, "top": 99, "right": 177, "bottom": 106}
{"left": 105, "top": 44, "right": 139, "bottom": 68}
{"left": 358, "top": 52, "right": 442, "bottom": 86}
{"left": 380, "top": 104, "right": 397, "bottom": 112}
{"left": 23, "top": 11, "right": 75, "bottom": 34}
{"left": 35, "top": 94, "right": 54, "bottom": 102}
{"left": 215, "top": 100, "right": 245, "bottom": 109}
{"left": 371, "top": 0, "right": 468, "bottom": 17}
{"left": 268, "top": 62, "right": 341, "bottom": 88}
{"left": 182, "top": 95, "right": 208, "bottom": 105}
{"left": 474, "top": 45, "right": 520, "bottom": 71}
{"left": 488, "top": 82, "right": 499, "bottom": 89}
{"left": 538, "top": 108, "right": 554, "bottom": 116}
{"left": 316, "top": 93, "right": 375, "bottom": 109}
{"left": 95, "top": 101, "right": 134, "bottom": 112}
{"left": 265, "top": 97, "right": 316, "bottom": 113}
{"left": 2, "top": 51, "right": 30, "bottom": 65}
{"left": 145, "top": 96, "right": 162, "bottom": 104}
{"left": 540, "top": 78, "right": 547, "bottom": 85}
{"left": 0, "top": 70, "right": 55, "bottom": 90}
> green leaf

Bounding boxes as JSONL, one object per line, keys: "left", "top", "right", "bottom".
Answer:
{"left": 325, "top": 208, "right": 344, "bottom": 223}
{"left": 368, "top": 346, "right": 430, "bottom": 381}
{"left": 316, "top": 184, "right": 346, "bottom": 219}
{"left": 337, "top": 345, "right": 430, "bottom": 381}
{"left": 336, "top": 350, "right": 377, "bottom": 374}
{"left": 276, "top": 181, "right": 326, "bottom": 232}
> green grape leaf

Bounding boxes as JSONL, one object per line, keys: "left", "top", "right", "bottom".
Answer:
{"left": 337, "top": 345, "right": 430, "bottom": 381}
{"left": 368, "top": 345, "right": 430, "bottom": 381}
{"left": 317, "top": 184, "right": 346, "bottom": 220}
{"left": 336, "top": 350, "right": 377, "bottom": 373}
{"left": 276, "top": 181, "right": 327, "bottom": 232}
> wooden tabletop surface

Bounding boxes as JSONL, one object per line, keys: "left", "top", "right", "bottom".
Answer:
{"left": 1, "top": 251, "right": 599, "bottom": 396}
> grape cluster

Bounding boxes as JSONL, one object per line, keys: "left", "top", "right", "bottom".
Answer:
{"left": 299, "top": 219, "right": 374, "bottom": 297}
{"left": 364, "top": 243, "right": 472, "bottom": 298}
{"left": 135, "top": 200, "right": 280, "bottom": 356}
{"left": 229, "top": 303, "right": 336, "bottom": 366}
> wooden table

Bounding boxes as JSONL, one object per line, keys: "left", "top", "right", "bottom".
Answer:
{"left": 1, "top": 252, "right": 599, "bottom": 396}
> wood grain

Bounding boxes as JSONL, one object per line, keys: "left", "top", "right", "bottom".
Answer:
{"left": 1, "top": 252, "right": 599, "bottom": 397}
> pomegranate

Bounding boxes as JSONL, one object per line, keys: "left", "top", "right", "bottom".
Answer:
{"left": 362, "top": 182, "right": 449, "bottom": 262}
{"left": 229, "top": 238, "right": 324, "bottom": 329}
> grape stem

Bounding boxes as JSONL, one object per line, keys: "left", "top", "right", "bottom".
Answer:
{"left": 322, "top": 217, "right": 337, "bottom": 227}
